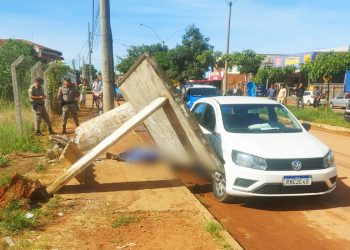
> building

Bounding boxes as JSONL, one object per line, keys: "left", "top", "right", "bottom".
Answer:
{"left": 0, "top": 39, "right": 63, "bottom": 62}
{"left": 261, "top": 46, "right": 350, "bottom": 69}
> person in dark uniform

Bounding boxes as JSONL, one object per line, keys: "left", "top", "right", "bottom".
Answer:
{"left": 57, "top": 78, "right": 80, "bottom": 134}
{"left": 28, "top": 77, "right": 55, "bottom": 136}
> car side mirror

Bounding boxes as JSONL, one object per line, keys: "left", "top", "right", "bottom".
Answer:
{"left": 302, "top": 122, "right": 311, "bottom": 131}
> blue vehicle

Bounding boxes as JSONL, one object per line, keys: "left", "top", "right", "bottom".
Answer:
{"left": 183, "top": 84, "right": 221, "bottom": 108}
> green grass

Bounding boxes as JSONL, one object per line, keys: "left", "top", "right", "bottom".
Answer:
{"left": 0, "top": 201, "right": 39, "bottom": 234}
{"left": 0, "top": 102, "right": 43, "bottom": 154}
{"left": 287, "top": 105, "right": 350, "bottom": 128}
{"left": 112, "top": 214, "right": 138, "bottom": 227}
{"left": 35, "top": 163, "right": 47, "bottom": 172}
{"left": 0, "top": 171, "right": 11, "bottom": 187}
{"left": 205, "top": 221, "right": 234, "bottom": 250}
{"left": 0, "top": 154, "right": 9, "bottom": 167}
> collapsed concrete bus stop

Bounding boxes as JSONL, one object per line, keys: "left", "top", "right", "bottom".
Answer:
{"left": 46, "top": 54, "right": 223, "bottom": 194}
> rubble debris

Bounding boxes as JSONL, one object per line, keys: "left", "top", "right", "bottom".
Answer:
{"left": 49, "top": 134, "right": 70, "bottom": 149}
{"left": 47, "top": 144, "right": 64, "bottom": 160}
{"left": 116, "top": 242, "right": 136, "bottom": 249}
{"left": 3, "top": 236, "right": 15, "bottom": 247}
{"left": 0, "top": 173, "right": 50, "bottom": 209}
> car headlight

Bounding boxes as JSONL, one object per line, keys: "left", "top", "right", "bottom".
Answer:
{"left": 323, "top": 150, "right": 334, "bottom": 168}
{"left": 232, "top": 151, "right": 267, "bottom": 171}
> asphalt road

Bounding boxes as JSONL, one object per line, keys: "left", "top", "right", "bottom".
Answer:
{"left": 178, "top": 128, "right": 350, "bottom": 250}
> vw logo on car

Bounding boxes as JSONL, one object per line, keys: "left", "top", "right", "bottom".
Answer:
{"left": 291, "top": 160, "right": 302, "bottom": 171}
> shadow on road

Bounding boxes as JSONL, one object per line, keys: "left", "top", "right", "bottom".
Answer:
{"left": 58, "top": 179, "right": 184, "bottom": 194}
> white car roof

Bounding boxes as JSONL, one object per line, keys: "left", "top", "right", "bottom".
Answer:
{"left": 189, "top": 84, "right": 216, "bottom": 88}
{"left": 200, "top": 96, "right": 279, "bottom": 105}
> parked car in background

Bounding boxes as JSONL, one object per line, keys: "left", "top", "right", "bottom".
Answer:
{"left": 303, "top": 91, "right": 314, "bottom": 106}
{"left": 329, "top": 93, "right": 350, "bottom": 108}
{"left": 191, "top": 96, "right": 337, "bottom": 202}
{"left": 303, "top": 91, "right": 326, "bottom": 106}
{"left": 345, "top": 101, "right": 350, "bottom": 122}
{"left": 183, "top": 84, "right": 221, "bottom": 108}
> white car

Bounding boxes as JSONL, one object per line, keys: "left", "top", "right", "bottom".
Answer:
{"left": 191, "top": 96, "right": 337, "bottom": 201}
{"left": 303, "top": 91, "right": 314, "bottom": 106}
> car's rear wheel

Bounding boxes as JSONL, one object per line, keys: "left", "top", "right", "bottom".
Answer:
{"left": 212, "top": 171, "right": 232, "bottom": 203}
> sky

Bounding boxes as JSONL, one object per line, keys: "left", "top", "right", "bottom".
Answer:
{"left": 1, "top": 0, "right": 350, "bottom": 71}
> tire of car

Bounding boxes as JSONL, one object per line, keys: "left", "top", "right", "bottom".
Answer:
{"left": 307, "top": 100, "right": 311, "bottom": 106}
{"left": 212, "top": 171, "right": 232, "bottom": 203}
{"left": 330, "top": 102, "right": 334, "bottom": 108}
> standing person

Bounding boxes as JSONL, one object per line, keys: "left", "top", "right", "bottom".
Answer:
{"left": 312, "top": 85, "right": 322, "bottom": 111}
{"left": 91, "top": 78, "right": 101, "bottom": 109}
{"left": 277, "top": 84, "right": 287, "bottom": 104}
{"left": 267, "top": 84, "right": 277, "bottom": 100}
{"left": 57, "top": 78, "right": 80, "bottom": 134}
{"left": 28, "top": 78, "right": 55, "bottom": 136}
{"left": 79, "top": 79, "right": 88, "bottom": 107}
{"left": 296, "top": 83, "right": 305, "bottom": 110}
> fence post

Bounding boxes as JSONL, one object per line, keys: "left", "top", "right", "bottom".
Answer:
{"left": 11, "top": 55, "right": 25, "bottom": 135}
{"left": 43, "top": 66, "right": 50, "bottom": 113}
{"left": 30, "top": 61, "right": 42, "bottom": 84}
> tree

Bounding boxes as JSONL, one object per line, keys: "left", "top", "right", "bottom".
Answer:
{"left": 166, "top": 25, "right": 215, "bottom": 82}
{"left": 80, "top": 63, "right": 98, "bottom": 80}
{"left": 301, "top": 52, "right": 350, "bottom": 109}
{"left": 115, "top": 43, "right": 168, "bottom": 74}
{"left": 225, "top": 49, "right": 265, "bottom": 80}
{"left": 46, "top": 61, "right": 69, "bottom": 114}
{"left": 0, "top": 40, "right": 38, "bottom": 102}
{"left": 254, "top": 65, "right": 296, "bottom": 86}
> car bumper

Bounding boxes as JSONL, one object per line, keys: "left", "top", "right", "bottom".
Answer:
{"left": 224, "top": 163, "right": 337, "bottom": 197}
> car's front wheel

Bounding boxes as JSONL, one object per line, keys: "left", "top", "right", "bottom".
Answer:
{"left": 307, "top": 100, "right": 311, "bottom": 106}
{"left": 330, "top": 102, "right": 334, "bottom": 108}
{"left": 212, "top": 171, "right": 232, "bottom": 203}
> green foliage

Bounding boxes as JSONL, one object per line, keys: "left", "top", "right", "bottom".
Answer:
{"left": 80, "top": 63, "right": 98, "bottom": 80}
{"left": 0, "top": 201, "right": 39, "bottom": 234}
{"left": 287, "top": 105, "right": 350, "bottom": 128}
{"left": 167, "top": 25, "right": 215, "bottom": 82}
{"left": 0, "top": 171, "right": 11, "bottom": 187}
{"left": 301, "top": 52, "right": 350, "bottom": 82}
{"left": 225, "top": 49, "right": 265, "bottom": 76}
{"left": 254, "top": 65, "right": 296, "bottom": 84}
{"left": 112, "top": 214, "right": 138, "bottom": 227}
{"left": 205, "top": 221, "right": 222, "bottom": 236}
{"left": 116, "top": 43, "right": 168, "bottom": 74}
{"left": 0, "top": 121, "right": 43, "bottom": 154}
{"left": 35, "top": 163, "right": 47, "bottom": 172}
{"left": 0, "top": 154, "right": 9, "bottom": 168}
{"left": 0, "top": 40, "right": 39, "bottom": 101}
{"left": 46, "top": 61, "right": 69, "bottom": 114}
{"left": 116, "top": 25, "right": 215, "bottom": 82}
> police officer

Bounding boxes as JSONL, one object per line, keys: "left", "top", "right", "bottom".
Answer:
{"left": 28, "top": 77, "right": 55, "bottom": 135}
{"left": 57, "top": 78, "right": 80, "bottom": 134}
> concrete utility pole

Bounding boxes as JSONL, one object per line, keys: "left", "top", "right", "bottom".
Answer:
{"left": 100, "top": 0, "right": 115, "bottom": 111}
{"left": 88, "top": 22, "right": 93, "bottom": 83}
{"left": 222, "top": 0, "right": 233, "bottom": 95}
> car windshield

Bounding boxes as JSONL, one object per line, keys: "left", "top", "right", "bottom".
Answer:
{"left": 188, "top": 88, "right": 221, "bottom": 97}
{"left": 220, "top": 104, "right": 303, "bottom": 133}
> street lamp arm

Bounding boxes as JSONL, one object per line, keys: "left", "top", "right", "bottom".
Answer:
{"left": 139, "top": 23, "right": 164, "bottom": 45}
{"left": 164, "top": 28, "right": 186, "bottom": 43}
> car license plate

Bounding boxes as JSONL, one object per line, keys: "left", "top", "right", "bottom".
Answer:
{"left": 283, "top": 176, "right": 312, "bottom": 186}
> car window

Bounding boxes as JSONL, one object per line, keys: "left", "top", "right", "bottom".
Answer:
{"left": 188, "top": 88, "right": 221, "bottom": 97}
{"left": 220, "top": 104, "right": 302, "bottom": 133}
{"left": 337, "top": 94, "right": 345, "bottom": 99}
{"left": 303, "top": 92, "right": 311, "bottom": 96}
{"left": 191, "top": 103, "right": 207, "bottom": 126}
{"left": 202, "top": 105, "right": 216, "bottom": 132}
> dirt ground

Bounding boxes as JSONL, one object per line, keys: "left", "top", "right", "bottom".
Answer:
{"left": 0, "top": 95, "right": 231, "bottom": 250}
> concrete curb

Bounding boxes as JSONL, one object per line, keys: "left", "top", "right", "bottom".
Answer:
{"left": 181, "top": 186, "right": 244, "bottom": 250}
{"left": 300, "top": 120, "right": 350, "bottom": 134}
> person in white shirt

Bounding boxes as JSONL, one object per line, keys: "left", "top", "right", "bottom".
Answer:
{"left": 277, "top": 84, "right": 287, "bottom": 104}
